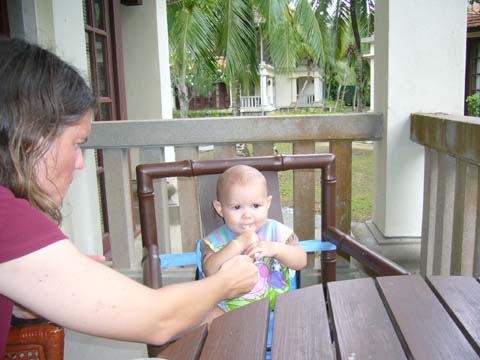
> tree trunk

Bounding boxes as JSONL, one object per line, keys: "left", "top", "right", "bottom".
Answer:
{"left": 325, "top": 66, "right": 332, "bottom": 104}
{"left": 334, "top": 73, "right": 348, "bottom": 112}
{"left": 178, "top": 65, "right": 189, "bottom": 118}
{"left": 350, "top": 0, "right": 363, "bottom": 112}
{"left": 231, "top": 81, "right": 241, "bottom": 116}
{"left": 294, "top": 79, "right": 309, "bottom": 110}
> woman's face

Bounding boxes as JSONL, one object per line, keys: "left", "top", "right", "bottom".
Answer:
{"left": 37, "top": 111, "right": 92, "bottom": 206}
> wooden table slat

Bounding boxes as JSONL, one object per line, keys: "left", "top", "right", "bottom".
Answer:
{"left": 199, "top": 298, "right": 270, "bottom": 360}
{"left": 328, "top": 277, "right": 406, "bottom": 360}
{"left": 427, "top": 275, "right": 480, "bottom": 354}
{"left": 271, "top": 284, "right": 333, "bottom": 360}
{"left": 377, "top": 275, "right": 478, "bottom": 359}
{"left": 155, "top": 324, "right": 208, "bottom": 360}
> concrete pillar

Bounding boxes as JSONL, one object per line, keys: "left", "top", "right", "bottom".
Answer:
{"left": 373, "top": 0, "right": 466, "bottom": 237}
{"left": 362, "top": 36, "right": 374, "bottom": 111}
{"left": 30, "top": 0, "right": 104, "bottom": 255}
{"left": 121, "top": 0, "right": 173, "bottom": 249}
{"left": 121, "top": 1, "right": 172, "bottom": 120}
{"left": 291, "top": 77, "right": 297, "bottom": 104}
{"left": 267, "top": 76, "right": 274, "bottom": 106}
{"left": 313, "top": 74, "right": 323, "bottom": 105}
{"left": 260, "top": 63, "right": 268, "bottom": 112}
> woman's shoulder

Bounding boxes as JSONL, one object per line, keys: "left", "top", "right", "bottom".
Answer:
{"left": 0, "top": 185, "right": 42, "bottom": 218}
{"left": 0, "top": 185, "right": 66, "bottom": 262}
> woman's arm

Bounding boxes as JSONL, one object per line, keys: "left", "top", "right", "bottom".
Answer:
{"left": 203, "top": 230, "right": 259, "bottom": 276}
{"left": 0, "top": 240, "right": 257, "bottom": 345}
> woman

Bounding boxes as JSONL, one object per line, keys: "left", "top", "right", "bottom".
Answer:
{"left": 0, "top": 38, "right": 257, "bottom": 355}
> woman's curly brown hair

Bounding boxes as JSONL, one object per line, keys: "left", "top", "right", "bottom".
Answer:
{"left": 0, "top": 39, "right": 96, "bottom": 224}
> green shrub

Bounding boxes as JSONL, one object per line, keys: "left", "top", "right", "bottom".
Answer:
{"left": 173, "top": 109, "right": 233, "bottom": 118}
{"left": 466, "top": 93, "right": 480, "bottom": 117}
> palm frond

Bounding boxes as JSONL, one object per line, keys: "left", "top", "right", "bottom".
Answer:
{"left": 265, "top": 3, "right": 302, "bottom": 72}
{"left": 217, "top": 0, "right": 258, "bottom": 86}
{"left": 295, "top": 0, "right": 324, "bottom": 65}
{"left": 330, "top": 0, "right": 350, "bottom": 60}
{"left": 169, "top": 2, "right": 218, "bottom": 90}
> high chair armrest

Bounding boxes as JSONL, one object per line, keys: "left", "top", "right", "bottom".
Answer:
{"left": 159, "top": 252, "right": 197, "bottom": 268}
{"left": 324, "top": 226, "right": 410, "bottom": 276}
{"left": 298, "top": 240, "right": 336, "bottom": 252}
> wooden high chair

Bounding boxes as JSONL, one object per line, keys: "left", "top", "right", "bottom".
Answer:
{"left": 136, "top": 154, "right": 407, "bottom": 288}
{"left": 136, "top": 154, "right": 409, "bottom": 357}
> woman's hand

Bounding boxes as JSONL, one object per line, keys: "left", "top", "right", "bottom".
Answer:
{"left": 216, "top": 255, "right": 258, "bottom": 299}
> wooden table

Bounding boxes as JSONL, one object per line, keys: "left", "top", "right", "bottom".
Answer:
{"left": 151, "top": 275, "right": 480, "bottom": 359}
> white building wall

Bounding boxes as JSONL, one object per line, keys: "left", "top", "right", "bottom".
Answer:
{"left": 373, "top": 0, "right": 467, "bottom": 237}
{"left": 275, "top": 73, "right": 293, "bottom": 108}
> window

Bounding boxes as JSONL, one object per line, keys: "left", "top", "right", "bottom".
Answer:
{"left": 0, "top": 0, "right": 9, "bottom": 37}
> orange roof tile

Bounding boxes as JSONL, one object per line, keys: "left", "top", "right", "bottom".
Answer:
{"left": 468, "top": 5, "right": 480, "bottom": 29}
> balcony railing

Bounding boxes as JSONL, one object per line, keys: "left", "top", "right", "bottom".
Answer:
{"left": 83, "top": 112, "right": 479, "bottom": 279}
{"left": 85, "top": 113, "right": 383, "bottom": 272}
{"left": 241, "top": 96, "right": 262, "bottom": 109}
{"left": 411, "top": 113, "right": 480, "bottom": 277}
{"left": 298, "top": 94, "right": 315, "bottom": 106}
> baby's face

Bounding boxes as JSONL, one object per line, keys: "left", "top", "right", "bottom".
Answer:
{"left": 216, "top": 181, "right": 271, "bottom": 234}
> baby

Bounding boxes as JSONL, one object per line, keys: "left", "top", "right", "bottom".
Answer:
{"left": 201, "top": 165, "right": 307, "bottom": 314}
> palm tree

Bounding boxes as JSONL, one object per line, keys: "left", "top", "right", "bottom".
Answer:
{"left": 326, "top": 0, "right": 374, "bottom": 111}
{"left": 168, "top": 1, "right": 218, "bottom": 118}
{"left": 168, "top": 0, "right": 325, "bottom": 117}
{"left": 214, "top": 0, "right": 258, "bottom": 116}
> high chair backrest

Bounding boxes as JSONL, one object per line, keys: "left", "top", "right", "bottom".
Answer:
{"left": 136, "top": 154, "right": 338, "bottom": 290}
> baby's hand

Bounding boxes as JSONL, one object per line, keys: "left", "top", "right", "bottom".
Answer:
{"left": 235, "top": 230, "right": 259, "bottom": 252}
{"left": 248, "top": 241, "right": 278, "bottom": 260}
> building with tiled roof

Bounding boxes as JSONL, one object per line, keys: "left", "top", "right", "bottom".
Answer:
{"left": 468, "top": 5, "right": 480, "bottom": 29}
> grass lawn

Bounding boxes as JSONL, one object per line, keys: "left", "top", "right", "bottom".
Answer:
{"left": 274, "top": 142, "right": 373, "bottom": 223}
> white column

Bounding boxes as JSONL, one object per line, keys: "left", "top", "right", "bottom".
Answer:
{"left": 121, "top": 0, "right": 172, "bottom": 250}
{"left": 291, "top": 77, "right": 297, "bottom": 104}
{"left": 121, "top": 1, "right": 172, "bottom": 119}
{"left": 373, "top": 0, "right": 466, "bottom": 237}
{"left": 156, "top": 0, "right": 175, "bottom": 162}
{"left": 369, "top": 51, "right": 374, "bottom": 111}
{"left": 121, "top": 0, "right": 174, "bottom": 159}
{"left": 33, "top": 0, "right": 104, "bottom": 255}
{"left": 260, "top": 64, "right": 267, "bottom": 112}
{"left": 313, "top": 74, "right": 323, "bottom": 105}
